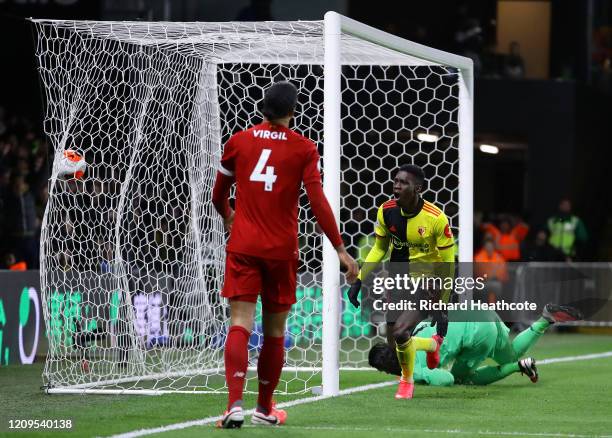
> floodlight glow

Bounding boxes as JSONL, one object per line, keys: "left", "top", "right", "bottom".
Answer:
{"left": 479, "top": 144, "right": 499, "bottom": 154}
{"left": 417, "top": 133, "right": 439, "bottom": 142}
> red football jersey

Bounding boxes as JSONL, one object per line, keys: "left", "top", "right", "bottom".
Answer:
{"left": 219, "top": 122, "right": 322, "bottom": 260}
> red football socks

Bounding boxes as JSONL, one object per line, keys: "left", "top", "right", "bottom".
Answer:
{"left": 256, "top": 336, "right": 285, "bottom": 414}
{"left": 224, "top": 325, "right": 250, "bottom": 410}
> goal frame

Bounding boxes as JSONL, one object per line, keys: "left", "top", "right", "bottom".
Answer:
{"left": 321, "top": 11, "right": 473, "bottom": 396}
{"left": 32, "top": 11, "right": 474, "bottom": 396}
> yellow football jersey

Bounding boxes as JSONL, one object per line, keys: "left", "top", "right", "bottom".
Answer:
{"left": 374, "top": 198, "right": 454, "bottom": 263}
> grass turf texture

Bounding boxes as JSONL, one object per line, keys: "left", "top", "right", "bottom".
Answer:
{"left": 0, "top": 334, "right": 611, "bottom": 437}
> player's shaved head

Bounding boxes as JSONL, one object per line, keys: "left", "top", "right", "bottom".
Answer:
{"left": 397, "top": 164, "right": 425, "bottom": 187}
{"left": 394, "top": 164, "right": 425, "bottom": 210}
{"left": 262, "top": 81, "right": 298, "bottom": 121}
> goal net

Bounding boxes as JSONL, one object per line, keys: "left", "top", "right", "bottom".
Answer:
{"left": 33, "top": 13, "right": 472, "bottom": 395}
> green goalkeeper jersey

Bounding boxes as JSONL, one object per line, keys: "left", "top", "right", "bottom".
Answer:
{"left": 413, "top": 310, "right": 510, "bottom": 385}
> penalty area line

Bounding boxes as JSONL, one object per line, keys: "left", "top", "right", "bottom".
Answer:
{"left": 104, "top": 380, "right": 396, "bottom": 438}
{"left": 105, "top": 350, "right": 612, "bottom": 438}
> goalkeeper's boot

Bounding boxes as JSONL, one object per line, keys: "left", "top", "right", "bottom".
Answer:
{"left": 426, "top": 335, "right": 444, "bottom": 369}
{"left": 251, "top": 404, "right": 287, "bottom": 426}
{"left": 543, "top": 304, "right": 583, "bottom": 323}
{"left": 394, "top": 378, "right": 414, "bottom": 399}
{"left": 519, "top": 357, "right": 538, "bottom": 383}
{"left": 216, "top": 406, "right": 244, "bottom": 429}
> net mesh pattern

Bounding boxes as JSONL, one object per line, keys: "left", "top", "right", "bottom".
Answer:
{"left": 34, "top": 19, "right": 459, "bottom": 393}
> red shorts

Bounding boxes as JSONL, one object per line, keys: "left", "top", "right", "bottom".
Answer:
{"left": 222, "top": 252, "right": 297, "bottom": 313}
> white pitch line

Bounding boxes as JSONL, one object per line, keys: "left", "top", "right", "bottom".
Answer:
{"left": 105, "top": 380, "right": 396, "bottom": 438}
{"left": 106, "top": 350, "right": 612, "bottom": 438}
{"left": 539, "top": 351, "right": 612, "bottom": 365}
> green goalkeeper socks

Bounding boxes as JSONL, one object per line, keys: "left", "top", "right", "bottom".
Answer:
{"left": 512, "top": 317, "right": 550, "bottom": 358}
{"left": 530, "top": 317, "right": 550, "bottom": 334}
{"left": 462, "top": 318, "right": 551, "bottom": 385}
{"left": 467, "top": 362, "right": 520, "bottom": 385}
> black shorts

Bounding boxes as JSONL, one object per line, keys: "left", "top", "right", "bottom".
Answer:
{"left": 384, "top": 286, "right": 434, "bottom": 324}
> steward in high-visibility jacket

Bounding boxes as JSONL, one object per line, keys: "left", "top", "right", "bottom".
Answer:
{"left": 496, "top": 220, "right": 520, "bottom": 261}
{"left": 547, "top": 200, "right": 588, "bottom": 258}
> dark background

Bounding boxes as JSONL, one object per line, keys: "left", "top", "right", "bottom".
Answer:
{"left": 1, "top": 0, "right": 612, "bottom": 260}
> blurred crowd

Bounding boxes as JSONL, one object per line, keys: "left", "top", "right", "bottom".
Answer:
{"left": 472, "top": 200, "right": 589, "bottom": 303}
{"left": 384, "top": 3, "right": 527, "bottom": 81}
{"left": 0, "top": 108, "right": 49, "bottom": 270}
{"left": 474, "top": 198, "right": 589, "bottom": 266}
{"left": 450, "top": 4, "right": 526, "bottom": 80}
{"left": 0, "top": 100, "right": 592, "bottom": 275}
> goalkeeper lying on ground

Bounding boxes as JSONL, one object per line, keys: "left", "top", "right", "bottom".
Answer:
{"left": 368, "top": 304, "right": 582, "bottom": 386}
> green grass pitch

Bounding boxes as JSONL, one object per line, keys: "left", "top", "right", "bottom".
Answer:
{"left": 1, "top": 333, "right": 611, "bottom": 437}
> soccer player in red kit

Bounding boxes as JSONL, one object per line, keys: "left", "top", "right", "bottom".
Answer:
{"left": 212, "top": 82, "right": 359, "bottom": 428}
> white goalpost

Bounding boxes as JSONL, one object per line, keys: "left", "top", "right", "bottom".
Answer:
{"left": 321, "top": 12, "right": 473, "bottom": 396}
{"left": 33, "top": 11, "right": 473, "bottom": 396}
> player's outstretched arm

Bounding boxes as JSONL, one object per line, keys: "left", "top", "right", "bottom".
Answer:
{"left": 347, "top": 236, "right": 390, "bottom": 308}
{"left": 337, "top": 244, "right": 359, "bottom": 284}
{"left": 304, "top": 181, "right": 359, "bottom": 283}
{"left": 211, "top": 171, "right": 235, "bottom": 233}
{"left": 359, "top": 235, "right": 390, "bottom": 279}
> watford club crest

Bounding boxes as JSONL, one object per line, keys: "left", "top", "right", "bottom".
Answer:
{"left": 444, "top": 224, "right": 453, "bottom": 238}
{"left": 418, "top": 226, "right": 426, "bottom": 237}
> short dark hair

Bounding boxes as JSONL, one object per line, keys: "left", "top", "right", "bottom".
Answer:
{"left": 261, "top": 81, "right": 298, "bottom": 121}
{"left": 368, "top": 342, "right": 401, "bottom": 376}
{"left": 397, "top": 164, "right": 425, "bottom": 187}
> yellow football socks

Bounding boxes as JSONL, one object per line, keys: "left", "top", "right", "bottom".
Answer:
{"left": 395, "top": 337, "right": 437, "bottom": 382}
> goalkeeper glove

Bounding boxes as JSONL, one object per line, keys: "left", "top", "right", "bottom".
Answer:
{"left": 347, "top": 279, "right": 362, "bottom": 308}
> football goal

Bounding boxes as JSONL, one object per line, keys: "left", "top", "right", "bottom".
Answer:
{"left": 32, "top": 12, "right": 473, "bottom": 396}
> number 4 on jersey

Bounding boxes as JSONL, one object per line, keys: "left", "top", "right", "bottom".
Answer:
{"left": 250, "top": 149, "right": 277, "bottom": 191}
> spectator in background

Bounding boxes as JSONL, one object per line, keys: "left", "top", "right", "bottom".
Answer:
{"left": 504, "top": 41, "right": 525, "bottom": 79}
{"left": 15, "top": 158, "right": 30, "bottom": 181}
{"left": 521, "top": 229, "right": 565, "bottom": 262}
{"left": 495, "top": 219, "right": 521, "bottom": 261}
{"left": 2, "top": 253, "right": 27, "bottom": 270}
{"left": 475, "top": 237, "right": 508, "bottom": 303}
{"left": 480, "top": 213, "right": 501, "bottom": 242}
{"left": 547, "top": 198, "right": 588, "bottom": 261}
{"left": 36, "top": 184, "right": 48, "bottom": 222}
{"left": 510, "top": 213, "right": 529, "bottom": 244}
{"left": 30, "top": 149, "right": 47, "bottom": 190}
{"left": 0, "top": 110, "right": 49, "bottom": 269}
{"left": 4, "top": 175, "right": 38, "bottom": 268}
